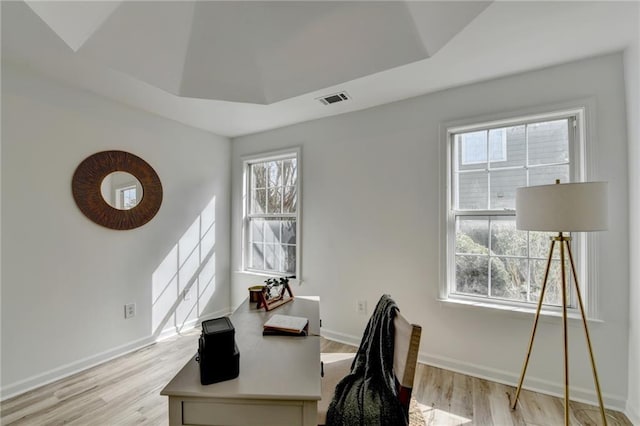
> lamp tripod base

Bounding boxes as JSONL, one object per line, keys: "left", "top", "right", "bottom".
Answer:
{"left": 510, "top": 234, "right": 607, "bottom": 425}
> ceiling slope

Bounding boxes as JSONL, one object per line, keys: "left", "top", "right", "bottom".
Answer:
{"left": 21, "top": 1, "right": 490, "bottom": 104}
{"left": 25, "top": 1, "right": 121, "bottom": 52}
{"left": 2, "top": 1, "right": 638, "bottom": 137}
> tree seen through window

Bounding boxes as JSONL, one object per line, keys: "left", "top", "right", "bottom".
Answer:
{"left": 247, "top": 156, "right": 298, "bottom": 275}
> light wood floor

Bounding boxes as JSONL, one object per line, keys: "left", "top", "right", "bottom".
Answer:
{"left": 1, "top": 330, "right": 630, "bottom": 425}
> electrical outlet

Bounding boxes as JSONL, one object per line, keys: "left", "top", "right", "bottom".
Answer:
{"left": 356, "top": 300, "right": 367, "bottom": 314}
{"left": 124, "top": 303, "right": 136, "bottom": 319}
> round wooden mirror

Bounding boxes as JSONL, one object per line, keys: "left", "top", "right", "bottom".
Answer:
{"left": 72, "top": 151, "right": 162, "bottom": 230}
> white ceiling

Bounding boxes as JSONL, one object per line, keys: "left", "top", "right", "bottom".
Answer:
{"left": 2, "top": 1, "right": 639, "bottom": 138}
{"left": 30, "top": 1, "right": 490, "bottom": 104}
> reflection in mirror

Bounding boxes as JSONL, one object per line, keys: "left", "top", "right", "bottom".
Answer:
{"left": 100, "top": 171, "right": 143, "bottom": 210}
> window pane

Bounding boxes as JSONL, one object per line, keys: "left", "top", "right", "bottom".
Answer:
{"left": 268, "top": 161, "right": 282, "bottom": 188}
{"left": 457, "top": 172, "right": 488, "bottom": 210}
{"left": 251, "top": 243, "right": 264, "bottom": 270}
{"left": 252, "top": 220, "right": 296, "bottom": 274}
{"left": 456, "top": 218, "right": 489, "bottom": 254}
{"left": 281, "top": 220, "right": 296, "bottom": 244}
{"left": 530, "top": 260, "right": 571, "bottom": 306}
{"left": 529, "top": 164, "right": 570, "bottom": 186}
{"left": 459, "top": 131, "right": 487, "bottom": 169}
{"left": 488, "top": 128, "right": 507, "bottom": 163}
{"left": 489, "top": 169, "right": 526, "bottom": 209}
{"left": 283, "top": 186, "right": 297, "bottom": 213}
{"left": 264, "top": 243, "right": 280, "bottom": 271}
{"left": 492, "top": 125, "right": 525, "bottom": 168}
{"left": 251, "top": 189, "right": 266, "bottom": 214}
{"left": 529, "top": 231, "right": 560, "bottom": 259}
{"left": 455, "top": 255, "right": 488, "bottom": 296}
{"left": 250, "top": 219, "right": 264, "bottom": 243}
{"left": 528, "top": 119, "right": 569, "bottom": 165}
{"left": 121, "top": 187, "right": 137, "bottom": 209}
{"left": 491, "top": 257, "right": 527, "bottom": 301}
{"left": 264, "top": 220, "right": 281, "bottom": 244}
{"left": 283, "top": 159, "right": 297, "bottom": 187}
{"left": 267, "top": 188, "right": 282, "bottom": 214}
{"left": 283, "top": 245, "right": 296, "bottom": 274}
{"left": 490, "top": 219, "right": 527, "bottom": 257}
{"left": 252, "top": 163, "right": 267, "bottom": 189}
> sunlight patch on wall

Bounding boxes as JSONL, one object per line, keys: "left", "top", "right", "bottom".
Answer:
{"left": 152, "top": 196, "right": 217, "bottom": 337}
{"left": 152, "top": 245, "right": 179, "bottom": 334}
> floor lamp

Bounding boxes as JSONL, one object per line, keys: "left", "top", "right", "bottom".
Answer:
{"left": 511, "top": 180, "right": 608, "bottom": 425}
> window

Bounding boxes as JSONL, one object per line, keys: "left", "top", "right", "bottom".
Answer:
{"left": 117, "top": 185, "right": 138, "bottom": 209}
{"left": 461, "top": 128, "right": 507, "bottom": 165}
{"left": 446, "top": 109, "right": 586, "bottom": 310}
{"left": 244, "top": 151, "right": 299, "bottom": 276}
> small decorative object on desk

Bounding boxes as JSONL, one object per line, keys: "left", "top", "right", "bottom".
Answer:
{"left": 257, "top": 276, "right": 294, "bottom": 311}
{"left": 248, "top": 285, "right": 263, "bottom": 304}
{"left": 263, "top": 314, "right": 309, "bottom": 336}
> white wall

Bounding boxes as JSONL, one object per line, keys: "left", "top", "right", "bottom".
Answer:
{"left": 231, "top": 53, "right": 630, "bottom": 409}
{"left": 0, "top": 63, "right": 232, "bottom": 399}
{"left": 624, "top": 31, "right": 640, "bottom": 424}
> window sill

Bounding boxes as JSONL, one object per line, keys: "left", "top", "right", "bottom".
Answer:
{"left": 235, "top": 270, "right": 301, "bottom": 285}
{"left": 437, "top": 297, "right": 603, "bottom": 324}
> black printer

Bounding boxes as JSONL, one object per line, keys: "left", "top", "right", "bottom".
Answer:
{"left": 197, "top": 317, "right": 240, "bottom": 385}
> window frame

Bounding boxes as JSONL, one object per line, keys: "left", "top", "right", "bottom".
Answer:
{"left": 440, "top": 105, "right": 600, "bottom": 318}
{"left": 242, "top": 147, "right": 301, "bottom": 278}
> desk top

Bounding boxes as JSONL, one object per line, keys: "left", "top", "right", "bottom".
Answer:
{"left": 161, "top": 297, "right": 321, "bottom": 401}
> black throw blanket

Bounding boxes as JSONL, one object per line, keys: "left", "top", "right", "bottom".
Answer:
{"left": 326, "top": 294, "right": 408, "bottom": 426}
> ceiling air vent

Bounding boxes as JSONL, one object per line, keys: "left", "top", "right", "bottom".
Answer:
{"left": 317, "top": 91, "right": 350, "bottom": 105}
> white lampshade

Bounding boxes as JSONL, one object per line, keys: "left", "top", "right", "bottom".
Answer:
{"left": 516, "top": 181, "right": 608, "bottom": 232}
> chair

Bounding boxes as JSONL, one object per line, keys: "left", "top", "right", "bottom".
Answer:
{"left": 317, "top": 311, "right": 422, "bottom": 425}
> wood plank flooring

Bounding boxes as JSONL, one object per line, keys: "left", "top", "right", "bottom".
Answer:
{"left": 0, "top": 330, "right": 631, "bottom": 425}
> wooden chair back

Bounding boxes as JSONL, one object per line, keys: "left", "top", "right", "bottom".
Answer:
{"left": 392, "top": 312, "right": 422, "bottom": 414}
{"left": 317, "top": 308, "right": 422, "bottom": 424}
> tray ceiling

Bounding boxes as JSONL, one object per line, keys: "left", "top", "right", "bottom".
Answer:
{"left": 24, "top": 1, "right": 490, "bottom": 104}
{"left": 3, "top": 1, "right": 638, "bottom": 137}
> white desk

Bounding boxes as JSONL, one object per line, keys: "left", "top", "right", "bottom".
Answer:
{"left": 161, "top": 297, "right": 321, "bottom": 426}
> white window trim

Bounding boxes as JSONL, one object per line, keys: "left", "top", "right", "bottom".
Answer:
{"left": 241, "top": 146, "right": 302, "bottom": 279}
{"left": 439, "top": 100, "right": 601, "bottom": 320}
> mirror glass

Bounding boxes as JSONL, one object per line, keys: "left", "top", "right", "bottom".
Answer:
{"left": 100, "top": 171, "right": 143, "bottom": 210}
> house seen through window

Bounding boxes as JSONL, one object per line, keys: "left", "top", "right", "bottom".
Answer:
{"left": 244, "top": 152, "right": 299, "bottom": 276}
{"left": 461, "top": 128, "right": 507, "bottom": 165}
{"left": 448, "top": 112, "right": 582, "bottom": 309}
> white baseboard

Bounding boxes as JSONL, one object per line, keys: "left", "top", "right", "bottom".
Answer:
{"left": 0, "top": 307, "right": 231, "bottom": 402}
{"left": 626, "top": 402, "right": 640, "bottom": 425}
{"left": 320, "top": 328, "right": 362, "bottom": 348}
{"left": 320, "top": 327, "right": 628, "bottom": 413}
{"left": 420, "top": 352, "right": 627, "bottom": 413}
{"left": 0, "top": 335, "right": 154, "bottom": 401}
{"left": 2, "top": 318, "right": 630, "bottom": 416}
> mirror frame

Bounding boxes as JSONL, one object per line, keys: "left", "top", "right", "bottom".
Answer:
{"left": 72, "top": 150, "right": 162, "bottom": 230}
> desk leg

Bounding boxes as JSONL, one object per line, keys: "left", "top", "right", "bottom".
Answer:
{"left": 302, "top": 401, "right": 318, "bottom": 426}
{"left": 168, "top": 397, "right": 183, "bottom": 426}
